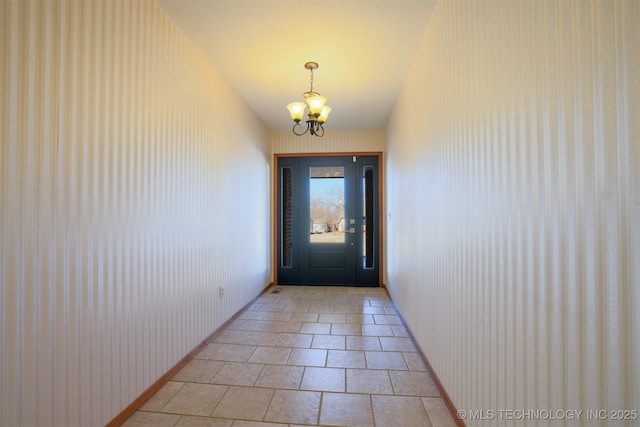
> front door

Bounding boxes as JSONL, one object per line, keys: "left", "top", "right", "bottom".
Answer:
{"left": 277, "top": 155, "right": 379, "bottom": 286}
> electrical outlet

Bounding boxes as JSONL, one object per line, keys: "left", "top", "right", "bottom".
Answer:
{"left": 219, "top": 286, "right": 224, "bottom": 299}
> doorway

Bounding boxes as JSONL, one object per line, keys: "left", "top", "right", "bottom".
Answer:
{"left": 277, "top": 155, "right": 379, "bottom": 286}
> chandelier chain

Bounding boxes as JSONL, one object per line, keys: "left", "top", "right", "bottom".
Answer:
{"left": 309, "top": 68, "right": 314, "bottom": 93}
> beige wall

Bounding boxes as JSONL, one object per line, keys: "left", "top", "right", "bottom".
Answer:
{"left": 385, "top": 0, "right": 639, "bottom": 423}
{"left": 0, "top": 1, "right": 271, "bottom": 425}
{"left": 271, "top": 129, "right": 385, "bottom": 155}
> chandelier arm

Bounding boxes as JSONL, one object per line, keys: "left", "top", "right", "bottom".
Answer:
{"left": 314, "top": 123, "right": 325, "bottom": 137}
{"left": 292, "top": 122, "right": 310, "bottom": 136}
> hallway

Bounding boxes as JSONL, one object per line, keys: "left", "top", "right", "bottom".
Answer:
{"left": 122, "top": 286, "right": 457, "bottom": 426}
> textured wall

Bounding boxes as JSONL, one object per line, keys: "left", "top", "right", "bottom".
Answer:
{"left": 0, "top": 1, "right": 271, "bottom": 425}
{"left": 272, "top": 129, "right": 385, "bottom": 154}
{"left": 385, "top": 1, "right": 639, "bottom": 425}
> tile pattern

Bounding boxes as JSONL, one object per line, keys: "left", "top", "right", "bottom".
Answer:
{"left": 123, "top": 286, "right": 457, "bottom": 427}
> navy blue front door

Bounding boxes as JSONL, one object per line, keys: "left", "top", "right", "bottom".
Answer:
{"left": 277, "top": 155, "right": 379, "bottom": 286}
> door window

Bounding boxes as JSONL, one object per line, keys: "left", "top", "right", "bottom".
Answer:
{"left": 309, "top": 166, "right": 345, "bottom": 244}
{"left": 362, "top": 165, "right": 375, "bottom": 269}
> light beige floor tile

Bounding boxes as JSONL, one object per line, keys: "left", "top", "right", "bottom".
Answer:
{"left": 260, "top": 311, "right": 293, "bottom": 321}
{"left": 362, "top": 324, "right": 395, "bottom": 337}
{"left": 365, "top": 351, "right": 409, "bottom": 370}
{"left": 300, "top": 322, "right": 331, "bottom": 334}
{"left": 254, "top": 364, "right": 304, "bottom": 389}
{"left": 238, "top": 311, "right": 265, "bottom": 320}
{"left": 212, "top": 330, "right": 250, "bottom": 344}
{"left": 240, "top": 320, "right": 296, "bottom": 333}
{"left": 195, "top": 343, "right": 224, "bottom": 359}
{"left": 300, "top": 367, "right": 345, "bottom": 392}
{"left": 211, "top": 386, "right": 274, "bottom": 420}
{"left": 333, "top": 305, "right": 362, "bottom": 314}
{"left": 211, "top": 344, "right": 257, "bottom": 362}
{"left": 258, "top": 303, "right": 286, "bottom": 312}
{"left": 234, "top": 320, "right": 265, "bottom": 331}
{"left": 263, "top": 390, "right": 321, "bottom": 425}
{"left": 175, "top": 416, "right": 232, "bottom": 426}
{"left": 307, "top": 305, "right": 335, "bottom": 313}
{"left": 210, "top": 362, "right": 264, "bottom": 386}
{"left": 172, "top": 360, "right": 225, "bottom": 383}
{"left": 289, "top": 312, "right": 319, "bottom": 322}
{"left": 368, "top": 298, "right": 393, "bottom": 307}
{"left": 255, "top": 295, "right": 280, "bottom": 304}
{"left": 275, "top": 333, "right": 313, "bottom": 348}
{"left": 390, "top": 370, "right": 440, "bottom": 396}
{"left": 248, "top": 346, "right": 291, "bottom": 364}
{"left": 373, "top": 314, "right": 403, "bottom": 325}
{"left": 422, "top": 398, "right": 458, "bottom": 427}
{"left": 372, "top": 395, "right": 432, "bottom": 427}
{"left": 380, "top": 337, "right": 417, "bottom": 351}
{"left": 161, "top": 383, "right": 228, "bottom": 416}
{"left": 282, "top": 303, "right": 310, "bottom": 313}
{"left": 346, "top": 336, "right": 382, "bottom": 351}
{"left": 242, "top": 332, "right": 281, "bottom": 346}
{"left": 262, "top": 320, "right": 302, "bottom": 333}
{"left": 391, "top": 325, "right": 410, "bottom": 337}
{"left": 224, "top": 319, "right": 248, "bottom": 330}
{"left": 362, "top": 306, "right": 387, "bottom": 315}
{"left": 330, "top": 323, "right": 362, "bottom": 335}
{"left": 403, "top": 352, "right": 428, "bottom": 371}
{"left": 121, "top": 411, "right": 182, "bottom": 426}
{"left": 232, "top": 422, "right": 288, "bottom": 427}
{"left": 347, "top": 368, "right": 394, "bottom": 394}
{"left": 140, "top": 381, "right": 184, "bottom": 411}
{"left": 311, "top": 334, "right": 345, "bottom": 350}
{"left": 346, "top": 314, "right": 375, "bottom": 324}
{"left": 318, "top": 313, "right": 347, "bottom": 323}
{"left": 286, "top": 348, "right": 327, "bottom": 366}
{"left": 422, "top": 397, "right": 447, "bottom": 410}
{"left": 319, "top": 393, "right": 374, "bottom": 427}
{"left": 326, "top": 350, "right": 366, "bottom": 368}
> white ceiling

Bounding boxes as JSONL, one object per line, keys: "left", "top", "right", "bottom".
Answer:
{"left": 155, "top": 0, "right": 437, "bottom": 131}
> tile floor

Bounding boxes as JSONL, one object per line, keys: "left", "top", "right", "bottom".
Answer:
{"left": 122, "top": 286, "right": 457, "bottom": 427}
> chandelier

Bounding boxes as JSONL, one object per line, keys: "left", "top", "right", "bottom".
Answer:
{"left": 286, "top": 62, "right": 332, "bottom": 137}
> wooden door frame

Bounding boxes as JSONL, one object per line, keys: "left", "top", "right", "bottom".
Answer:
{"left": 272, "top": 152, "right": 384, "bottom": 287}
